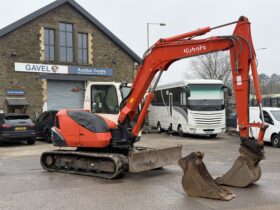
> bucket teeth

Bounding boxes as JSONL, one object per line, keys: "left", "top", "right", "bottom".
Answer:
{"left": 178, "top": 151, "right": 236, "bottom": 201}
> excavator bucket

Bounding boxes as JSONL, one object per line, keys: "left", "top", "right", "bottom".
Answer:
{"left": 215, "top": 140, "right": 264, "bottom": 187}
{"left": 178, "top": 151, "right": 236, "bottom": 201}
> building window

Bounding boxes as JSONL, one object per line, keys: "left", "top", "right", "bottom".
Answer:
{"left": 44, "top": 29, "right": 55, "bottom": 61}
{"left": 78, "top": 33, "right": 88, "bottom": 64}
{"left": 59, "top": 23, "right": 73, "bottom": 62}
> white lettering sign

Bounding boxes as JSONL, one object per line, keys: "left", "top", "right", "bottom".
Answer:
{"left": 15, "top": 63, "right": 68, "bottom": 74}
{"left": 183, "top": 45, "right": 207, "bottom": 54}
{"left": 237, "top": 75, "right": 242, "bottom": 86}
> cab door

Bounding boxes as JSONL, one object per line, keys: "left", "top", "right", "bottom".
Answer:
{"left": 90, "top": 84, "right": 120, "bottom": 123}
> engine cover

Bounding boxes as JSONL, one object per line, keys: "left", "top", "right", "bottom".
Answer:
{"left": 53, "top": 110, "right": 114, "bottom": 148}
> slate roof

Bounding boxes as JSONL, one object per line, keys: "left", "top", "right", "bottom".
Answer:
{"left": 0, "top": 0, "right": 141, "bottom": 63}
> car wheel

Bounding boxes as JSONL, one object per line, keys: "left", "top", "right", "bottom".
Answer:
{"left": 27, "top": 138, "right": 35, "bottom": 145}
{"left": 44, "top": 129, "right": 52, "bottom": 143}
{"left": 272, "top": 134, "right": 280, "bottom": 148}
{"left": 178, "top": 125, "right": 184, "bottom": 137}
{"left": 209, "top": 134, "right": 217, "bottom": 138}
{"left": 157, "top": 122, "right": 163, "bottom": 133}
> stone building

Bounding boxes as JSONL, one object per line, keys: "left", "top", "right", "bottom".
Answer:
{"left": 0, "top": 0, "right": 141, "bottom": 119}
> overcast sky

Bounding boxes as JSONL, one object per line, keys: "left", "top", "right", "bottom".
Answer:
{"left": 0, "top": 0, "right": 278, "bottom": 84}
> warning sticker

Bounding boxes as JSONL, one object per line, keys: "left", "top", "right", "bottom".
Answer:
{"left": 237, "top": 76, "right": 242, "bottom": 86}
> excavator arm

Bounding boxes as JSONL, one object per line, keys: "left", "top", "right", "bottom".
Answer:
{"left": 118, "top": 16, "right": 266, "bottom": 200}
{"left": 118, "top": 16, "right": 265, "bottom": 142}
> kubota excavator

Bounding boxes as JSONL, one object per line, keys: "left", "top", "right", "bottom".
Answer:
{"left": 41, "top": 16, "right": 266, "bottom": 200}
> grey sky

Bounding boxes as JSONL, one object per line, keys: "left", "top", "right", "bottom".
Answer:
{"left": 0, "top": 0, "right": 278, "bottom": 84}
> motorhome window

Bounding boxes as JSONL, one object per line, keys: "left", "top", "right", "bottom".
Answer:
{"left": 91, "top": 85, "right": 119, "bottom": 114}
{"left": 180, "top": 92, "right": 187, "bottom": 106}
{"left": 152, "top": 90, "right": 164, "bottom": 106}
{"left": 271, "top": 110, "right": 280, "bottom": 121}
{"left": 171, "top": 88, "right": 180, "bottom": 106}
{"left": 161, "top": 90, "right": 169, "bottom": 106}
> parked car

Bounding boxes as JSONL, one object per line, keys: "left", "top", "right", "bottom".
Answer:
{"left": 35, "top": 110, "right": 57, "bottom": 142}
{"left": 0, "top": 113, "right": 36, "bottom": 145}
{"left": 250, "top": 107, "right": 280, "bottom": 148}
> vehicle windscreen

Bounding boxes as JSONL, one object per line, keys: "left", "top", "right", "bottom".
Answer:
{"left": 5, "top": 115, "right": 29, "bottom": 120}
{"left": 4, "top": 115, "right": 32, "bottom": 124}
{"left": 188, "top": 84, "right": 224, "bottom": 111}
{"left": 270, "top": 110, "right": 280, "bottom": 121}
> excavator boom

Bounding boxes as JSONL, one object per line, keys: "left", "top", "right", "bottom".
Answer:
{"left": 117, "top": 16, "right": 266, "bottom": 200}
{"left": 118, "top": 16, "right": 265, "bottom": 141}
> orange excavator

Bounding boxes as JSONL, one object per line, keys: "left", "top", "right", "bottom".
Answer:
{"left": 41, "top": 16, "right": 266, "bottom": 200}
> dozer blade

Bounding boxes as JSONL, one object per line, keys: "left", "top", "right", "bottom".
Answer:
{"left": 216, "top": 138, "right": 264, "bottom": 187}
{"left": 178, "top": 151, "right": 236, "bottom": 201}
{"left": 128, "top": 145, "right": 182, "bottom": 172}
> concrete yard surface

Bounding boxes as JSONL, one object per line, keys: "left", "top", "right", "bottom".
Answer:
{"left": 0, "top": 133, "right": 279, "bottom": 210}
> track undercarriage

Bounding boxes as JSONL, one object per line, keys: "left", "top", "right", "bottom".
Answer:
{"left": 41, "top": 145, "right": 182, "bottom": 179}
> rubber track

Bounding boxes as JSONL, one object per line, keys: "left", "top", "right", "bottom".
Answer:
{"left": 40, "top": 150, "right": 129, "bottom": 179}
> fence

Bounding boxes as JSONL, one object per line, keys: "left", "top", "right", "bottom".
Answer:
{"left": 250, "top": 97, "right": 280, "bottom": 107}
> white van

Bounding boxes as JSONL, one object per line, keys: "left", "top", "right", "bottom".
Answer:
{"left": 250, "top": 107, "right": 280, "bottom": 147}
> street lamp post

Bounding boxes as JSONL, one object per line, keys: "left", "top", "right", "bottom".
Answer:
{"left": 147, "top": 22, "right": 166, "bottom": 48}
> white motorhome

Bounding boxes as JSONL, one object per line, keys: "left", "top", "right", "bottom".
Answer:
{"left": 148, "top": 80, "right": 227, "bottom": 137}
{"left": 249, "top": 107, "right": 280, "bottom": 147}
{"left": 84, "top": 82, "right": 130, "bottom": 123}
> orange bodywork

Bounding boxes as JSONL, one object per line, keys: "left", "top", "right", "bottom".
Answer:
{"left": 118, "top": 16, "right": 265, "bottom": 143}
{"left": 97, "top": 114, "right": 118, "bottom": 129}
{"left": 55, "top": 110, "right": 115, "bottom": 148}
{"left": 53, "top": 16, "right": 265, "bottom": 150}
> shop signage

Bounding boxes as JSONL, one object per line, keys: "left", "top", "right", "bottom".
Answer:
{"left": 68, "top": 66, "right": 112, "bottom": 76}
{"left": 15, "top": 63, "right": 68, "bottom": 74}
{"left": 14, "top": 63, "right": 113, "bottom": 76}
{"left": 6, "top": 89, "right": 25, "bottom": 96}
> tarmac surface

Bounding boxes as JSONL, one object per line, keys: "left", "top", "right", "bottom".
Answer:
{"left": 0, "top": 133, "right": 280, "bottom": 210}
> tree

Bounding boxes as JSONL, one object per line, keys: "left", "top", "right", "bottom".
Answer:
{"left": 190, "top": 52, "right": 232, "bottom": 85}
{"left": 250, "top": 73, "right": 280, "bottom": 95}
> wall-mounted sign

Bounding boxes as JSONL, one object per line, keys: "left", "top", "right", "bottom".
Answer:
{"left": 68, "top": 66, "right": 113, "bottom": 76}
{"left": 15, "top": 63, "right": 68, "bottom": 74}
{"left": 15, "top": 62, "right": 113, "bottom": 76}
{"left": 6, "top": 89, "right": 25, "bottom": 96}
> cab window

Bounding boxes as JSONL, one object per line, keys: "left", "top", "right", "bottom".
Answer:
{"left": 91, "top": 85, "right": 119, "bottom": 114}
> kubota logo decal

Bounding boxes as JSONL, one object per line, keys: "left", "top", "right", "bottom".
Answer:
{"left": 183, "top": 45, "right": 206, "bottom": 54}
